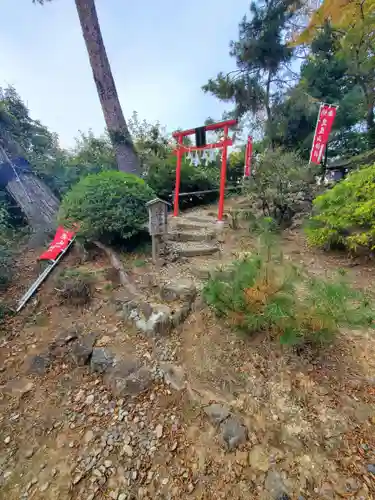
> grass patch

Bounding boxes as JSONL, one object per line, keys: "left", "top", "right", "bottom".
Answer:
{"left": 203, "top": 232, "right": 374, "bottom": 349}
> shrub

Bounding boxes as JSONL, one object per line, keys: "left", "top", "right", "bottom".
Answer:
{"left": 203, "top": 237, "right": 374, "bottom": 348}
{"left": 246, "top": 150, "right": 316, "bottom": 226}
{"left": 306, "top": 163, "right": 375, "bottom": 253}
{"left": 58, "top": 171, "right": 154, "bottom": 243}
{"left": 55, "top": 268, "right": 94, "bottom": 306}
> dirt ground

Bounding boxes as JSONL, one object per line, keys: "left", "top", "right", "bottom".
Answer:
{"left": 0, "top": 201, "right": 375, "bottom": 500}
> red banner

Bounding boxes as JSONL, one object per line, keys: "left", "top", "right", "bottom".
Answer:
{"left": 39, "top": 227, "right": 75, "bottom": 261}
{"left": 244, "top": 136, "right": 253, "bottom": 177}
{"left": 310, "top": 104, "right": 337, "bottom": 165}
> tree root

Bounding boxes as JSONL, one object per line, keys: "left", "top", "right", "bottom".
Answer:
{"left": 93, "top": 241, "right": 139, "bottom": 297}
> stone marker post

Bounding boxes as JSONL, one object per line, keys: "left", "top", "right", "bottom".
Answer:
{"left": 146, "top": 198, "right": 170, "bottom": 264}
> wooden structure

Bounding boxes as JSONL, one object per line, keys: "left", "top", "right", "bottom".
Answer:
{"left": 146, "top": 198, "right": 170, "bottom": 263}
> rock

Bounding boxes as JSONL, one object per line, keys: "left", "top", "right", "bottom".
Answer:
{"left": 138, "top": 301, "right": 153, "bottom": 320}
{"left": 27, "top": 353, "right": 51, "bottom": 375}
{"left": 135, "top": 304, "right": 171, "bottom": 337}
{"left": 265, "top": 470, "right": 288, "bottom": 499}
{"left": 50, "top": 330, "right": 78, "bottom": 351}
{"left": 84, "top": 430, "right": 94, "bottom": 444}
{"left": 160, "top": 363, "right": 186, "bottom": 391}
{"left": 96, "top": 335, "right": 111, "bottom": 347}
{"left": 204, "top": 403, "right": 230, "bottom": 425}
{"left": 187, "top": 483, "right": 195, "bottom": 493}
{"left": 160, "top": 280, "right": 196, "bottom": 302}
{"left": 85, "top": 394, "right": 95, "bottom": 405}
{"left": 171, "top": 305, "right": 191, "bottom": 328}
{"left": 90, "top": 348, "right": 114, "bottom": 374}
{"left": 170, "top": 441, "right": 178, "bottom": 451}
{"left": 118, "top": 494, "right": 127, "bottom": 500}
{"left": 24, "top": 447, "right": 36, "bottom": 459}
{"left": 39, "top": 482, "right": 49, "bottom": 493}
{"left": 367, "top": 464, "right": 375, "bottom": 474}
{"left": 191, "top": 294, "right": 206, "bottom": 312}
{"left": 3, "top": 378, "right": 34, "bottom": 398}
{"left": 104, "top": 361, "right": 152, "bottom": 398}
{"left": 249, "top": 445, "right": 270, "bottom": 472}
{"left": 4, "top": 436, "right": 11, "bottom": 444}
{"left": 71, "top": 333, "right": 97, "bottom": 366}
{"left": 220, "top": 417, "right": 248, "bottom": 450}
{"left": 123, "top": 444, "right": 133, "bottom": 457}
{"left": 104, "top": 460, "right": 112, "bottom": 468}
{"left": 155, "top": 424, "right": 163, "bottom": 439}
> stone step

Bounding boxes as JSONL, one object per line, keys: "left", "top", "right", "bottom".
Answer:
{"left": 168, "top": 230, "right": 216, "bottom": 242}
{"left": 183, "top": 215, "right": 218, "bottom": 225}
{"left": 171, "top": 218, "right": 216, "bottom": 231}
{"left": 172, "top": 242, "right": 220, "bottom": 258}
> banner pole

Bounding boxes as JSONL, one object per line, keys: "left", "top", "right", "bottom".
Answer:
{"left": 309, "top": 103, "right": 323, "bottom": 164}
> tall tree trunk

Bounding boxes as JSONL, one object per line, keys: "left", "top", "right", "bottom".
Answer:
{"left": 75, "top": 0, "right": 140, "bottom": 175}
{"left": 265, "top": 71, "right": 275, "bottom": 150}
{"left": 366, "top": 102, "right": 375, "bottom": 150}
{"left": 6, "top": 173, "right": 59, "bottom": 233}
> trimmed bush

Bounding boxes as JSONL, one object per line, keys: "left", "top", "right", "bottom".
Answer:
{"left": 58, "top": 171, "right": 154, "bottom": 243}
{"left": 306, "top": 163, "right": 375, "bottom": 253}
{"left": 203, "top": 237, "right": 374, "bottom": 348}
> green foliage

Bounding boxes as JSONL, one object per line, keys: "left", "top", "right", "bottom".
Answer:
{"left": 273, "top": 23, "right": 368, "bottom": 158}
{"left": 58, "top": 170, "right": 154, "bottom": 243}
{"left": 0, "top": 204, "right": 15, "bottom": 289}
{"left": 203, "top": 0, "right": 302, "bottom": 144}
{"left": 204, "top": 238, "right": 374, "bottom": 348}
{"left": 306, "top": 163, "right": 375, "bottom": 253}
{"left": 246, "top": 149, "right": 316, "bottom": 226}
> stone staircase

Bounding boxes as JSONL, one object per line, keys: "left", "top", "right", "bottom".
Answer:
{"left": 168, "top": 214, "right": 222, "bottom": 258}
{"left": 116, "top": 212, "right": 225, "bottom": 337}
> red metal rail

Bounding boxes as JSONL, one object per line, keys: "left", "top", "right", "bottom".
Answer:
{"left": 172, "top": 119, "right": 237, "bottom": 220}
{"left": 172, "top": 119, "right": 237, "bottom": 138}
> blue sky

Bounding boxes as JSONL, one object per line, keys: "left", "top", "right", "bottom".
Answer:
{"left": 0, "top": 0, "right": 251, "bottom": 148}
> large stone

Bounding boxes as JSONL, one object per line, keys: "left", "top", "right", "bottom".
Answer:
{"left": 171, "top": 305, "right": 191, "bottom": 328}
{"left": 105, "top": 362, "right": 152, "bottom": 397}
{"left": 27, "top": 353, "right": 51, "bottom": 375}
{"left": 249, "top": 445, "right": 271, "bottom": 472}
{"left": 3, "top": 378, "right": 34, "bottom": 398}
{"left": 50, "top": 330, "right": 78, "bottom": 351}
{"left": 204, "top": 404, "right": 230, "bottom": 425}
{"left": 134, "top": 304, "right": 171, "bottom": 337}
{"left": 71, "top": 333, "right": 98, "bottom": 366}
{"left": 160, "top": 363, "right": 186, "bottom": 391}
{"left": 265, "top": 470, "right": 289, "bottom": 499}
{"left": 168, "top": 230, "right": 215, "bottom": 242}
{"left": 220, "top": 417, "right": 248, "bottom": 451}
{"left": 90, "top": 348, "right": 114, "bottom": 374}
{"left": 160, "top": 280, "right": 196, "bottom": 302}
{"left": 175, "top": 243, "right": 220, "bottom": 258}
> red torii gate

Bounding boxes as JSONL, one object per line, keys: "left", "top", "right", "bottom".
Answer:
{"left": 172, "top": 118, "right": 237, "bottom": 222}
